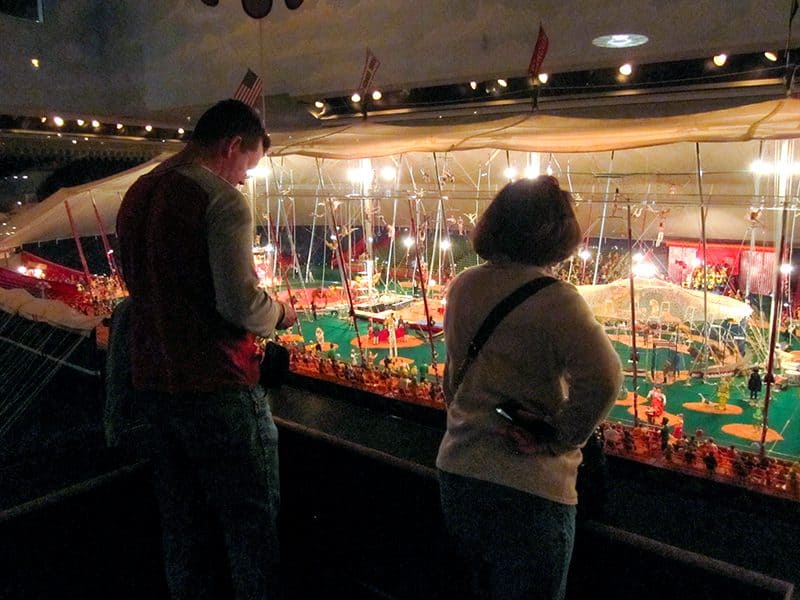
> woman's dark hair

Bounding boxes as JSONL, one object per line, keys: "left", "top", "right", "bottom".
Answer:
{"left": 189, "top": 99, "right": 270, "bottom": 152}
{"left": 472, "top": 175, "right": 581, "bottom": 266}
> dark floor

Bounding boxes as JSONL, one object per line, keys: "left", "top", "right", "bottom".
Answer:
{"left": 0, "top": 377, "right": 797, "bottom": 599}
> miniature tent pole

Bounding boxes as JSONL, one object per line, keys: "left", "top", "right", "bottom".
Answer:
{"left": 760, "top": 140, "right": 794, "bottom": 454}
{"left": 90, "top": 191, "right": 117, "bottom": 275}
{"left": 383, "top": 155, "right": 402, "bottom": 295}
{"left": 625, "top": 192, "right": 640, "bottom": 424}
{"left": 761, "top": 202, "right": 789, "bottom": 454}
{"left": 696, "top": 144, "right": 711, "bottom": 379}
{"left": 63, "top": 199, "right": 92, "bottom": 285}
{"left": 313, "top": 158, "right": 328, "bottom": 286}
{"left": 746, "top": 141, "right": 765, "bottom": 299}
{"left": 592, "top": 151, "right": 615, "bottom": 285}
{"left": 326, "top": 198, "right": 366, "bottom": 364}
{"left": 432, "top": 152, "right": 447, "bottom": 285}
{"left": 407, "top": 197, "right": 441, "bottom": 387}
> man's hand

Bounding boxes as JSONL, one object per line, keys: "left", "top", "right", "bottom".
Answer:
{"left": 278, "top": 301, "right": 298, "bottom": 329}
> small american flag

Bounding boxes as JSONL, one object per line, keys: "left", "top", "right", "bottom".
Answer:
{"left": 528, "top": 24, "right": 549, "bottom": 77}
{"left": 233, "top": 69, "right": 263, "bottom": 108}
{"left": 358, "top": 48, "right": 381, "bottom": 93}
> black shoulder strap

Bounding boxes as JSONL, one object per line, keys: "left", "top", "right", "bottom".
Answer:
{"left": 453, "top": 276, "right": 558, "bottom": 390}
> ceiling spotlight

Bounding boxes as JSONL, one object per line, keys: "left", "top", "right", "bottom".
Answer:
{"left": 53, "top": 116, "right": 64, "bottom": 127}
{"left": 177, "top": 127, "right": 185, "bottom": 135}
{"left": 469, "top": 80, "right": 477, "bottom": 90}
{"left": 619, "top": 63, "right": 633, "bottom": 76}
{"left": 351, "top": 92, "right": 362, "bottom": 103}
{"left": 712, "top": 53, "right": 727, "bottom": 67}
{"left": 30, "top": 58, "right": 39, "bottom": 68}
{"left": 765, "top": 51, "right": 778, "bottom": 62}
{"left": 537, "top": 73, "right": 549, "bottom": 84}
{"left": 116, "top": 123, "right": 123, "bottom": 130}
{"left": 371, "top": 90, "right": 382, "bottom": 101}
{"left": 91, "top": 119, "right": 100, "bottom": 128}
{"left": 592, "top": 34, "right": 649, "bottom": 48}
{"left": 314, "top": 100, "right": 324, "bottom": 109}
{"left": 497, "top": 78, "right": 508, "bottom": 87}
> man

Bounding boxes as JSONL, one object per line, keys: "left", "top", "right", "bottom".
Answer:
{"left": 116, "top": 99, "right": 297, "bottom": 599}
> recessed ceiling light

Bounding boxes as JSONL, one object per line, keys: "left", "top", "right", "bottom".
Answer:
{"left": 592, "top": 34, "right": 649, "bottom": 49}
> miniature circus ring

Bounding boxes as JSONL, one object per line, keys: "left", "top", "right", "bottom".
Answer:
{"left": 682, "top": 401, "right": 743, "bottom": 415}
{"left": 721, "top": 423, "right": 784, "bottom": 443}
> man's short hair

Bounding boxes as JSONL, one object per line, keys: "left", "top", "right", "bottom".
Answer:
{"left": 190, "top": 99, "right": 270, "bottom": 152}
{"left": 472, "top": 176, "right": 582, "bottom": 266}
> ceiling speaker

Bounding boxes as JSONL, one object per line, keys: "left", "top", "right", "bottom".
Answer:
{"left": 241, "top": 0, "right": 273, "bottom": 18}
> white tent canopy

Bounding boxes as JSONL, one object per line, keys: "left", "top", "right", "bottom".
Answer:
{"left": 3, "top": 98, "right": 800, "bottom": 251}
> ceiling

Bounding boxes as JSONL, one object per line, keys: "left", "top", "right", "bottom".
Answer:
{"left": 0, "top": 0, "right": 796, "bottom": 130}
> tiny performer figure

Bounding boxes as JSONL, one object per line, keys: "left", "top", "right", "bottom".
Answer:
{"left": 716, "top": 377, "right": 731, "bottom": 411}
{"left": 385, "top": 312, "right": 398, "bottom": 358}
{"left": 748, "top": 367, "right": 762, "bottom": 400}
{"left": 646, "top": 386, "right": 666, "bottom": 422}
{"left": 315, "top": 326, "right": 325, "bottom": 351}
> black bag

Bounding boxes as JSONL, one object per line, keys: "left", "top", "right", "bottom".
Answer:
{"left": 260, "top": 340, "right": 290, "bottom": 389}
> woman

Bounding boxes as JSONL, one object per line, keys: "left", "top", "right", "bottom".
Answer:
{"left": 437, "top": 176, "right": 623, "bottom": 599}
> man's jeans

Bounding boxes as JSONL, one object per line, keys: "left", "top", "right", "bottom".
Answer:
{"left": 439, "top": 470, "right": 576, "bottom": 600}
{"left": 147, "top": 386, "right": 280, "bottom": 600}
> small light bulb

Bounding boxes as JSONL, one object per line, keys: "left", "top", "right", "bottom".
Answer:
{"left": 91, "top": 119, "right": 100, "bottom": 128}
{"left": 764, "top": 51, "right": 778, "bottom": 62}
{"left": 53, "top": 116, "right": 64, "bottom": 127}
{"left": 116, "top": 123, "right": 123, "bottom": 130}
{"left": 76, "top": 119, "right": 85, "bottom": 126}
{"left": 469, "top": 81, "right": 477, "bottom": 90}
{"left": 537, "top": 73, "right": 549, "bottom": 84}
{"left": 619, "top": 63, "right": 633, "bottom": 76}
{"left": 30, "top": 58, "right": 40, "bottom": 68}
{"left": 503, "top": 167, "right": 517, "bottom": 179}
{"left": 497, "top": 78, "right": 508, "bottom": 87}
{"left": 713, "top": 54, "right": 727, "bottom": 67}
{"left": 371, "top": 90, "right": 382, "bottom": 101}
{"left": 314, "top": 100, "right": 324, "bottom": 109}
{"left": 177, "top": 127, "right": 185, "bottom": 135}
{"left": 351, "top": 92, "right": 362, "bottom": 103}
{"left": 145, "top": 124, "right": 153, "bottom": 132}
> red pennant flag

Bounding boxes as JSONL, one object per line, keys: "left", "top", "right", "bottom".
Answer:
{"left": 233, "top": 69, "right": 263, "bottom": 108}
{"left": 359, "top": 48, "right": 381, "bottom": 93}
{"left": 528, "top": 24, "right": 549, "bottom": 77}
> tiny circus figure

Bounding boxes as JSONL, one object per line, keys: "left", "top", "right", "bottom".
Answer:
{"left": 385, "top": 311, "right": 398, "bottom": 358}
{"left": 748, "top": 367, "right": 762, "bottom": 400}
{"left": 315, "top": 326, "right": 325, "bottom": 350}
{"left": 716, "top": 377, "right": 731, "bottom": 411}
{"left": 645, "top": 386, "right": 666, "bottom": 424}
